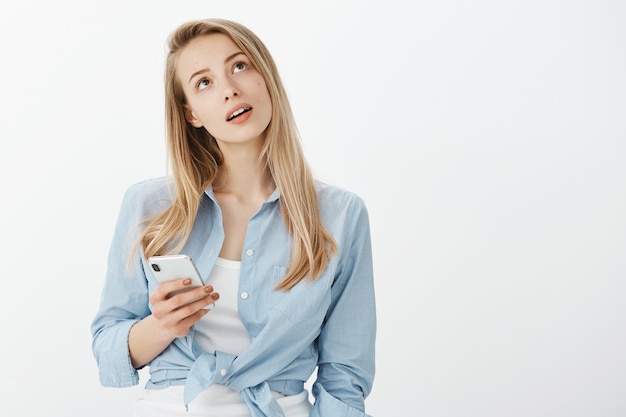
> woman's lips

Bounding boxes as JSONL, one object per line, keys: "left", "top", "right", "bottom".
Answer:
{"left": 226, "top": 104, "right": 253, "bottom": 123}
{"left": 228, "top": 108, "right": 252, "bottom": 124}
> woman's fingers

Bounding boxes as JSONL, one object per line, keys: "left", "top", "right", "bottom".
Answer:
{"left": 167, "top": 285, "right": 214, "bottom": 308}
{"left": 150, "top": 278, "right": 194, "bottom": 302}
{"left": 150, "top": 279, "right": 219, "bottom": 337}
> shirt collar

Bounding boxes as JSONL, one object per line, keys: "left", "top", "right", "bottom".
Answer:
{"left": 203, "top": 186, "right": 281, "bottom": 204}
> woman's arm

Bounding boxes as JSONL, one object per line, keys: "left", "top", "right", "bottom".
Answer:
{"left": 128, "top": 280, "right": 218, "bottom": 368}
{"left": 91, "top": 181, "right": 220, "bottom": 381}
{"left": 91, "top": 184, "right": 153, "bottom": 386}
{"left": 312, "top": 195, "right": 376, "bottom": 416}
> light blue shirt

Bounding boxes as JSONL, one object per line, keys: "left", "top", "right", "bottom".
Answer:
{"left": 91, "top": 177, "right": 376, "bottom": 417}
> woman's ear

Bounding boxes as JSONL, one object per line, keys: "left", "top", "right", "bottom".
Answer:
{"left": 184, "top": 105, "right": 203, "bottom": 128}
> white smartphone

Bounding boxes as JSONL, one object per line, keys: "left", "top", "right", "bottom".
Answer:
{"left": 147, "top": 254, "right": 214, "bottom": 308}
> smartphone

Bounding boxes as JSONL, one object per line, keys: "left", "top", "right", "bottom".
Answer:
{"left": 147, "top": 254, "right": 214, "bottom": 308}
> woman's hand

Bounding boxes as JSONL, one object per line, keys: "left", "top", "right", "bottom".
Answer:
{"left": 150, "top": 278, "right": 220, "bottom": 338}
{"left": 128, "top": 279, "right": 219, "bottom": 368}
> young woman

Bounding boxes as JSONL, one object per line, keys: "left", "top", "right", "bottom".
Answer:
{"left": 91, "top": 18, "right": 376, "bottom": 417}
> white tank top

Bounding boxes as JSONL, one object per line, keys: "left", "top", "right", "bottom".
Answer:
{"left": 194, "top": 256, "right": 250, "bottom": 355}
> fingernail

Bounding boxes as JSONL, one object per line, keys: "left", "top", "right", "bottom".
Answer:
{"left": 204, "top": 286, "right": 213, "bottom": 293}
{"left": 211, "top": 293, "right": 220, "bottom": 300}
{"left": 183, "top": 278, "right": 192, "bottom": 285}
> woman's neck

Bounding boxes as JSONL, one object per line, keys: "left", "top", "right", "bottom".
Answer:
{"left": 213, "top": 144, "right": 275, "bottom": 202}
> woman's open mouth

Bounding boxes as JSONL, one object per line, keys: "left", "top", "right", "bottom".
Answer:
{"left": 227, "top": 107, "right": 252, "bottom": 121}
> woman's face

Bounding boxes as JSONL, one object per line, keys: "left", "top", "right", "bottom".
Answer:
{"left": 177, "top": 33, "right": 272, "bottom": 147}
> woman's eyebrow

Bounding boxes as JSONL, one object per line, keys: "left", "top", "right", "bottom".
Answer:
{"left": 187, "top": 52, "right": 246, "bottom": 84}
{"left": 225, "top": 51, "right": 245, "bottom": 63}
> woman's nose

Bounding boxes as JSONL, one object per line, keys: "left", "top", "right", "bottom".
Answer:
{"left": 224, "top": 87, "right": 239, "bottom": 101}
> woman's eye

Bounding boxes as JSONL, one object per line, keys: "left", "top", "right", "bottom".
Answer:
{"left": 197, "top": 79, "right": 211, "bottom": 90}
{"left": 233, "top": 61, "right": 248, "bottom": 73}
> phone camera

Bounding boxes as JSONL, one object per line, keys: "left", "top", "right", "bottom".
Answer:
{"left": 151, "top": 264, "right": 161, "bottom": 272}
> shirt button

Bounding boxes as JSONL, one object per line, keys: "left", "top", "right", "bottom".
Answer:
{"left": 220, "top": 368, "right": 227, "bottom": 376}
{"left": 240, "top": 292, "right": 249, "bottom": 300}
{"left": 246, "top": 249, "right": 254, "bottom": 256}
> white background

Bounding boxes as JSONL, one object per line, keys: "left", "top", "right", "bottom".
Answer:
{"left": 1, "top": 1, "right": 624, "bottom": 416}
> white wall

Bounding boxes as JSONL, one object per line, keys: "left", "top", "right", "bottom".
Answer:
{"left": 1, "top": 1, "right": 624, "bottom": 416}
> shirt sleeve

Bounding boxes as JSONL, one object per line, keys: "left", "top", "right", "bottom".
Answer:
{"left": 312, "top": 194, "right": 376, "bottom": 416}
{"left": 90, "top": 183, "right": 152, "bottom": 387}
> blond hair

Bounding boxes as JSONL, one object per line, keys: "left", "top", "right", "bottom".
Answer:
{"left": 136, "top": 18, "right": 336, "bottom": 290}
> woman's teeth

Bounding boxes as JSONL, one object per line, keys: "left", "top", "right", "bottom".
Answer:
{"left": 228, "top": 108, "right": 250, "bottom": 121}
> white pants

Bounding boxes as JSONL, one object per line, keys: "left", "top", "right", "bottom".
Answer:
{"left": 133, "top": 385, "right": 312, "bottom": 417}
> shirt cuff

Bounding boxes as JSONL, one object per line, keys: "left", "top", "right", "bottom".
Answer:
{"left": 311, "top": 382, "right": 373, "bottom": 417}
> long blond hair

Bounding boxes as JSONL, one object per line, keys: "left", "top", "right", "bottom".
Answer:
{"left": 136, "top": 18, "right": 336, "bottom": 290}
